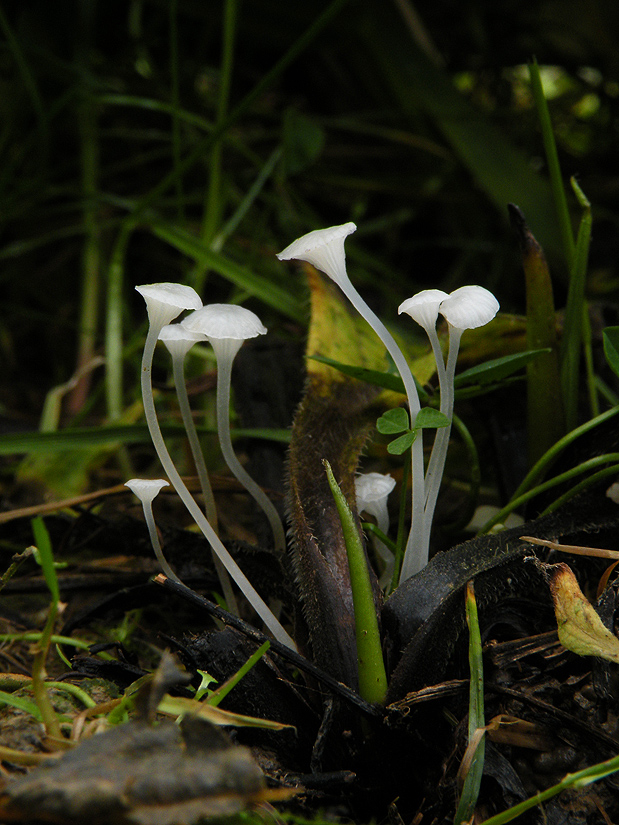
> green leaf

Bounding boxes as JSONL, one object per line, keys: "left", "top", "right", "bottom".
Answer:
{"left": 453, "top": 349, "right": 551, "bottom": 388}
{"left": 310, "top": 355, "right": 409, "bottom": 394}
{"left": 387, "top": 430, "right": 417, "bottom": 455}
{"left": 31, "top": 516, "right": 59, "bottom": 604}
{"left": 413, "top": 408, "right": 450, "bottom": 430}
{"left": 377, "top": 407, "right": 410, "bottom": 434}
{"left": 603, "top": 327, "right": 619, "bottom": 379}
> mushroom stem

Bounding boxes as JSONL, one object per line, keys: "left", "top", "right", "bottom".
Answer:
{"left": 125, "top": 479, "right": 179, "bottom": 583}
{"left": 140, "top": 324, "right": 295, "bottom": 649}
{"left": 214, "top": 345, "right": 287, "bottom": 552}
{"left": 336, "top": 279, "right": 425, "bottom": 583}
{"left": 168, "top": 349, "right": 240, "bottom": 615}
{"left": 420, "top": 325, "right": 462, "bottom": 555}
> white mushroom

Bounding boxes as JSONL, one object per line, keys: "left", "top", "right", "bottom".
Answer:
{"left": 355, "top": 472, "right": 397, "bottom": 587}
{"left": 135, "top": 286, "right": 295, "bottom": 650}
{"left": 277, "top": 225, "right": 425, "bottom": 583}
{"left": 182, "top": 304, "right": 286, "bottom": 553}
{"left": 124, "top": 478, "right": 178, "bottom": 582}
{"left": 399, "top": 285, "right": 499, "bottom": 577}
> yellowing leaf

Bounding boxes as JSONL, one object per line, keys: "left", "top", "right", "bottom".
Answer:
{"left": 548, "top": 563, "right": 619, "bottom": 663}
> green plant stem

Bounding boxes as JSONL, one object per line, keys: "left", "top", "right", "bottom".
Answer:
{"left": 169, "top": 0, "right": 184, "bottom": 221}
{"left": 105, "top": 222, "right": 132, "bottom": 420}
{"left": 509, "top": 406, "right": 619, "bottom": 502}
{"left": 528, "top": 59, "right": 575, "bottom": 265}
{"left": 199, "top": 0, "right": 237, "bottom": 271}
{"left": 70, "top": 67, "right": 101, "bottom": 416}
{"left": 324, "top": 460, "right": 387, "bottom": 704}
{"left": 390, "top": 449, "right": 410, "bottom": 593}
{"left": 481, "top": 752, "right": 619, "bottom": 825}
{"left": 208, "top": 640, "right": 270, "bottom": 707}
{"left": 140, "top": 322, "right": 295, "bottom": 649}
{"left": 454, "top": 581, "right": 485, "bottom": 824}
{"left": 479, "top": 453, "right": 619, "bottom": 534}
{"left": 561, "top": 178, "right": 592, "bottom": 430}
{"left": 539, "top": 463, "right": 619, "bottom": 516}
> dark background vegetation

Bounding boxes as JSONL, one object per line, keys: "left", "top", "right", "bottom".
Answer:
{"left": 1, "top": 0, "right": 618, "bottom": 459}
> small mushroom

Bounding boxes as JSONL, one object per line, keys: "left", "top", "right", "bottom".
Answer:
{"left": 277, "top": 225, "right": 425, "bottom": 584}
{"left": 124, "top": 478, "right": 178, "bottom": 582}
{"left": 182, "top": 304, "right": 286, "bottom": 553}
{"left": 399, "top": 285, "right": 499, "bottom": 577}
{"left": 355, "top": 472, "right": 397, "bottom": 587}
{"left": 135, "top": 286, "right": 295, "bottom": 650}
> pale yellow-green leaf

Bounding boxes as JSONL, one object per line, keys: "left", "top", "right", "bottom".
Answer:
{"left": 549, "top": 563, "right": 619, "bottom": 663}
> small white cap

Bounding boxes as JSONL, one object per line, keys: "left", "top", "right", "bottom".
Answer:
{"left": 125, "top": 478, "right": 169, "bottom": 504}
{"left": 439, "top": 285, "right": 499, "bottom": 330}
{"left": 135, "top": 282, "right": 202, "bottom": 327}
{"left": 399, "top": 289, "right": 449, "bottom": 331}
{"left": 606, "top": 482, "right": 619, "bottom": 504}
{"left": 355, "top": 472, "right": 396, "bottom": 532}
{"left": 182, "top": 304, "right": 267, "bottom": 341}
{"left": 276, "top": 223, "right": 356, "bottom": 288}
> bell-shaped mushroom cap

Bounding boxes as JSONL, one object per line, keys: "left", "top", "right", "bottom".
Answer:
{"left": 158, "top": 323, "right": 205, "bottom": 356}
{"left": 276, "top": 222, "right": 356, "bottom": 288}
{"left": 355, "top": 472, "right": 396, "bottom": 526}
{"left": 135, "top": 282, "right": 202, "bottom": 326}
{"left": 398, "top": 289, "right": 449, "bottom": 331}
{"left": 159, "top": 324, "right": 205, "bottom": 343}
{"left": 125, "top": 478, "right": 169, "bottom": 504}
{"left": 439, "top": 285, "right": 499, "bottom": 330}
{"left": 182, "top": 304, "right": 267, "bottom": 342}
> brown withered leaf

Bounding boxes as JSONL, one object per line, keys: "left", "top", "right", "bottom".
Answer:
{"left": 0, "top": 714, "right": 274, "bottom": 825}
{"left": 547, "top": 562, "right": 619, "bottom": 663}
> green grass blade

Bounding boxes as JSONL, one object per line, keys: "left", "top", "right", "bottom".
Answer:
{"left": 527, "top": 60, "right": 575, "bottom": 266}
{"left": 560, "top": 179, "right": 592, "bottom": 430}
{"left": 324, "top": 459, "right": 387, "bottom": 704}
{"left": 453, "top": 581, "right": 485, "bottom": 824}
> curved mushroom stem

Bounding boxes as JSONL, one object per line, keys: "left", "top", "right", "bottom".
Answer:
{"left": 142, "top": 495, "right": 180, "bottom": 583}
{"left": 168, "top": 349, "right": 239, "bottom": 615}
{"left": 140, "top": 324, "right": 296, "bottom": 650}
{"left": 421, "top": 325, "right": 462, "bottom": 555}
{"left": 169, "top": 351, "right": 218, "bottom": 530}
{"left": 335, "top": 279, "right": 425, "bottom": 585}
{"left": 213, "top": 341, "right": 287, "bottom": 552}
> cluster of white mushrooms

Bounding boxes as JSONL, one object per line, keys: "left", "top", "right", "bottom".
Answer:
{"left": 127, "top": 223, "right": 499, "bottom": 649}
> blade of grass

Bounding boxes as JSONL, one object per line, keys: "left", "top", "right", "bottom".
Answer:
{"left": 196, "top": 0, "right": 238, "bottom": 292}
{"left": 481, "top": 752, "right": 619, "bottom": 825}
{"left": 207, "top": 640, "right": 270, "bottom": 707}
{"left": 527, "top": 59, "right": 575, "bottom": 266}
{"left": 508, "top": 204, "right": 563, "bottom": 463}
{"left": 560, "top": 178, "right": 592, "bottom": 430}
{"left": 324, "top": 459, "right": 387, "bottom": 704}
{"left": 453, "top": 581, "right": 485, "bottom": 824}
{"left": 29, "top": 519, "right": 62, "bottom": 741}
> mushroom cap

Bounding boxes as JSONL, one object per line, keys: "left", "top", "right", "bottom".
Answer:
{"left": 355, "top": 472, "right": 396, "bottom": 507}
{"left": 276, "top": 222, "right": 356, "bottom": 287}
{"left": 135, "top": 283, "right": 202, "bottom": 311}
{"left": 607, "top": 482, "right": 619, "bottom": 505}
{"left": 439, "top": 285, "right": 499, "bottom": 330}
{"left": 181, "top": 304, "right": 267, "bottom": 341}
{"left": 125, "top": 478, "right": 169, "bottom": 504}
{"left": 159, "top": 324, "right": 205, "bottom": 343}
{"left": 398, "top": 289, "right": 449, "bottom": 331}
